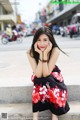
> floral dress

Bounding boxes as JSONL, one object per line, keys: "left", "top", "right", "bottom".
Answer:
{"left": 31, "top": 65, "right": 70, "bottom": 115}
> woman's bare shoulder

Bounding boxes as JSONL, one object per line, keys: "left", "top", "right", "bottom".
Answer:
{"left": 26, "top": 49, "right": 30, "bottom": 54}
{"left": 26, "top": 49, "right": 37, "bottom": 73}
{"left": 26, "top": 49, "right": 33, "bottom": 57}
{"left": 26, "top": 49, "right": 36, "bottom": 65}
{"left": 52, "top": 47, "right": 60, "bottom": 54}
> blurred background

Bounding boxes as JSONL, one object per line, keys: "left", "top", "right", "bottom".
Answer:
{"left": 0, "top": 0, "right": 80, "bottom": 119}
{"left": 0, "top": 0, "right": 80, "bottom": 39}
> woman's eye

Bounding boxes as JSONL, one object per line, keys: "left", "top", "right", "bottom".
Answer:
{"left": 44, "top": 39, "right": 47, "bottom": 41}
{"left": 38, "top": 39, "right": 40, "bottom": 41}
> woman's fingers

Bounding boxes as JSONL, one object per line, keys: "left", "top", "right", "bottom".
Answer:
{"left": 34, "top": 42, "right": 38, "bottom": 51}
{"left": 34, "top": 42, "right": 41, "bottom": 54}
{"left": 34, "top": 42, "right": 37, "bottom": 48}
{"left": 45, "top": 42, "right": 52, "bottom": 53}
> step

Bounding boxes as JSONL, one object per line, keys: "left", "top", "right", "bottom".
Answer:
{"left": 0, "top": 85, "right": 80, "bottom": 104}
{"left": 0, "top": 50, "right": 80, "bottom": 103}
{"left": 0, "top": 101, "right": 79, "bottom": 120}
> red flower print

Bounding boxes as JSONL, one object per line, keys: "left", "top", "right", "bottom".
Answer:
{"left": 47, "top": 89, "right": 56, "bottom": 103}
{"left": 32, "top": 92, "right": 40, "bottom": 103}
{"left": 32, "top": 83, "right": 67, "bottom": 108}
{"left": 32, "top": 85, "right": 41, "bottom": 95}
{"left": 54, "top": 89, "right": 67, "bottom": 107}
{"left": 31, "top": 73, "right": 37, "bottom": 82}
{"left": 39, "top": 86, "right": 47, "bottom": 95}
{"left": 39, "top": 86, "right": 48, "bottom": 102}
{"left": 47, "top": 86, "right": 67, "bottom": 108}
{"left": 51, "top": 72, "right": 64, "bottom": 82}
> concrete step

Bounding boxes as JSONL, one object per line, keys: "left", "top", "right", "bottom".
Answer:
{"left": 0, "top": 85, "right": 80, "bottom": 104}
{"left": 0, "top": 101, "right": 79, "bottom": 120}
{"left": 0, "top": 50, "right": 80, "bottom": 104}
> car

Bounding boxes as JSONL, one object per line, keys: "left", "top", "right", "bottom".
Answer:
{"left": 67, "top": 13, "right": 80, "bottom": 38}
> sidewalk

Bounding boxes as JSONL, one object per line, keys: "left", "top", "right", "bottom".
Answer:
{"left": 0, "top": 50, "right": 32, "bottom": 87}
{"left": 0, "top": 31, "right": 80, "bottom": 120}
{"left": 0, "top": 101, "right": 80, "bottom": 120}
{"left": 0, "top": 48, "right": 80, "bottom": 87}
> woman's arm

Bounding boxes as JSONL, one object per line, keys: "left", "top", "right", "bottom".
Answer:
{"left": 27, "top": 50, "right": 43, "bottom": 78}
{"left": 42, "top": 47, "right": 60, "bottom": 77}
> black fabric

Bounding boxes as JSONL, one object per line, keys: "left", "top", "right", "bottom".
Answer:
{"left": 32, "top": 65, "right": 70, "bottom": 116}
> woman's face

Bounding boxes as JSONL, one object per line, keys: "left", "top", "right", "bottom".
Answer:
{"left": 37, "top": 34, "right": 50, "bottom": 51}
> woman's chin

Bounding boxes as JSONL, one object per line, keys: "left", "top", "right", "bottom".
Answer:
{"left": 40, "top": 48, "right": 45, "bottom": 51}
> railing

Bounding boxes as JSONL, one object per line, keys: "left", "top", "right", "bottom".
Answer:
{"left": 0, "top": 14, "right": 16, "bottom": 22}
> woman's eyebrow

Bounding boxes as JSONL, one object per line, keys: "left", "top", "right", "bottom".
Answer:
{"left": 43, "top": 38, "right": 48, "bottom": 39}
{"left": 38, "top": 38, "right": 40, "bottom": 40}
{"left": 38, "top": 37, "right": 48, "bottom": 40}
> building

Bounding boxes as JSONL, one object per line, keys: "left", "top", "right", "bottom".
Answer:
{"left": 0, "top": 0, "right": 17, "bottom": 31}
{"left": 40, "top": 7, "right": 47, "bottom": 25}
{"left": 46, "top": 1, "right": 80, "bottom": 26}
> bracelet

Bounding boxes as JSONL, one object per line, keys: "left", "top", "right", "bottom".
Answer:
{"left": 39, "top": 58, "right": 48, "bottom": 62}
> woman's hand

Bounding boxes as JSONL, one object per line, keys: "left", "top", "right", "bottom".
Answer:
{"left": 34, "top": 42, "right": 42, "bottom": 54}
{"left": 44, "top": 41, "right": 52, "bottom": 55}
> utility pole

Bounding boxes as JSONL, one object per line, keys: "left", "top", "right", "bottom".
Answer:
{"left": 15, "top": 0, "right": 18, "bottom": 24}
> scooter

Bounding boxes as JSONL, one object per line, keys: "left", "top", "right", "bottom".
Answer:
{"left": 1, "top": 32, "right": 23, "bottom": 44}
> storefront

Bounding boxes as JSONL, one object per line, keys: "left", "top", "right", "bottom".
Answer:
{"left": 47, "top": 4, "right": 80, "bottom": 26}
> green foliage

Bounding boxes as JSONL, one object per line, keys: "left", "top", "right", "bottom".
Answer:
{"left": 50, "top": 0, "right": 80, "bottom": 4}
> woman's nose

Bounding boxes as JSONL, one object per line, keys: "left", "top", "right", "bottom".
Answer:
{"left": 40, "top": 42, "right": 44, "bottom": 45}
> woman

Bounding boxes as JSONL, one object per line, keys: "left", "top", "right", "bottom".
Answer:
{"left": 27, "top": 26, "right": 70, "bottom": 120}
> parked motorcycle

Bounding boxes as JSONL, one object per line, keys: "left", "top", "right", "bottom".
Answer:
{"left": 1, "top": 32, "right": 23, "bottom": 44}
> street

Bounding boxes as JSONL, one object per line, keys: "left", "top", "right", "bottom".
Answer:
{"left": 0, "top": 35, "right": 80, "bottom": 87}
{"left": 0, "top": 35, "right": 80, "bottom": 51}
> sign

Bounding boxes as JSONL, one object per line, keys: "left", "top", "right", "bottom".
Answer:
{"left": 17, "top": 15, "right": 21, "bottom": 24}
{"left": 50, "top": 0, "right": 80, "bottom": 4}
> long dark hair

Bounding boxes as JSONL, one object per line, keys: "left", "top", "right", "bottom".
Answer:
{"left": 29, "top": 26, "right": 66, "bottom": 64}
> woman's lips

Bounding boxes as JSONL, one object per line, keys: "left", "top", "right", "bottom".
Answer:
{"left": 40, "top": 47, "right": 45, "bottom": 48}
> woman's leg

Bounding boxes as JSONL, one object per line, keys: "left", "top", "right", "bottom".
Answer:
{"left": 33, "top": 112, "right": 38, "bottom": 120}
{"left": 52, "top": 114, "right": 58, "bottom": 120}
